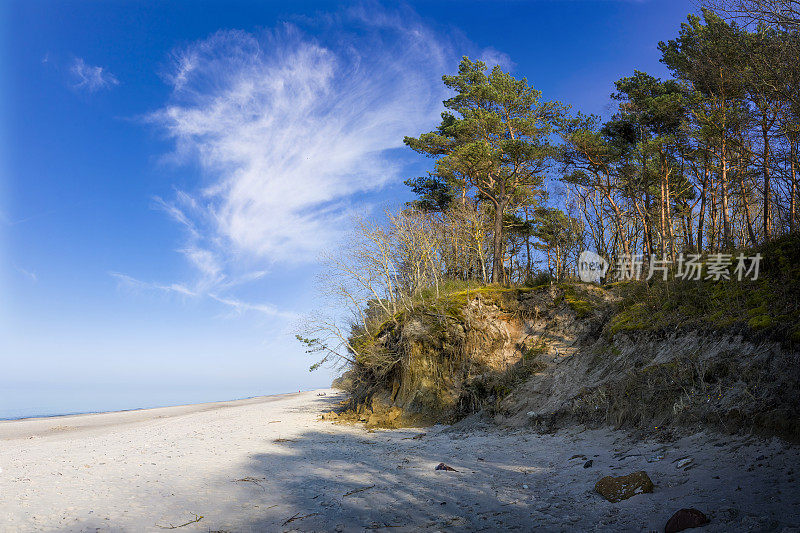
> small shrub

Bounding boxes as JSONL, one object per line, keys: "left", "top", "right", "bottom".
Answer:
{"left": 747, "top": 314, "right": 773, "bottom": 329}
{"left": 526, "top": 270, "right": 553, "bottom": 287}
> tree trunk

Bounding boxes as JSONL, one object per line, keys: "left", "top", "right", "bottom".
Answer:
{"left": 709, "top": 180, "right": 718, "bottom": 253}
{"left": 664, "top": 162, "right": 675, "bottom": 259}
{"left": 762, "top": 121, "right": 772, "bottom": 241}
{"left": 721, "top": 146, "right": 733, "bottom": 249}
{"left": 681, "top": 200, "right": 693, "bottom": 252}
{"left": 791, "top": 134, "right": 798, "bottom": 233}
{"left": 524, "top": 206, "right": 532, "bottom": 280}
{"left": 491, "top": 196, "right": 506, "bottom": 284}
{"left": 633, "top": 198, "right": 652, "bottom": 257}
{"left": 644, "top": 190, "right": 654, "bottom": 257}
{"left": 697, "top": 156, "right": 709, "bottom": 253}
{"left": 739, "top": 171, "right": 758, "bottom": 246}
{"left": 659, "top": 168, "right": 667, "bottom": 258}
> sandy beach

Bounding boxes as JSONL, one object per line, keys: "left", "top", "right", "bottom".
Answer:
{"left": 1, "top": 389, "right": 798, "bottom": 532}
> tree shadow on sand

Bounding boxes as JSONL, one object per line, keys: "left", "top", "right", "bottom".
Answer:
{"left": 195, "top": 395, "right": 648, "bottom": 532}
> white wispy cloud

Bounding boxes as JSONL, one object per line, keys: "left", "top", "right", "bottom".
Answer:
{"left": 110, "top": 271, "right": 294, "bottom": 319}
{"left": 126, "top": 5, "right": 501, "bottom": 318}
{"left": 208, "top": 294, "right": 297, "bottom": 319}
{"left": 110, "top": 271, "right": 198, "bottom": 297}
{"left": 479, "top": 47, "right": 515, "bottom": 71}
{"left": 150, "top": 7, "right": 455, "bottom": 267}
{"left": 70, "top": 57, "right": 119, "bottom": 92}
{"left": 16, "top": 267, "right": 38, "bottom": 283}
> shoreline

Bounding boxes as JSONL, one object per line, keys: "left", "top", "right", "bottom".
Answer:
{"left": 0, "top": 395, "right": 261, "bottom": 423}
{"left": 0, "top": 390, "right": 309, "bottom": 441}
{"left": 0, "top": 390, "right": 302, "bottom": 422}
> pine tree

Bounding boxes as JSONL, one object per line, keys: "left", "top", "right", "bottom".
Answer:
{"left": 405, "top": 57, "right": 565, "bottom": 283}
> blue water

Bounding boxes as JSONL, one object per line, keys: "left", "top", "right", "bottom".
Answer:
{"left": 0, "top": 383, "right": 290, "bottom": 420}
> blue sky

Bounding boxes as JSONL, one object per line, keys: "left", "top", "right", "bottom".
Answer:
{"left": 0, "top": 0, "right": 693, "bottom": 418}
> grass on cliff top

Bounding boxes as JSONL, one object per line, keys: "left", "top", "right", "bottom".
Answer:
{"left": 418, "top": 279, "right": 538, "bottom": 300}
{"left": 409, "top": 279, "right": 543, "bottom": 319}
{"left": 410, "top": 276, "right": 606, "bottom": 321}
{"left": 605, "top": 233, "right": 800, "bottom": 344}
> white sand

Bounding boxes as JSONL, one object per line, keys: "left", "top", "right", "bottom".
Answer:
{"left": 1, "top": 390, "right": 798, "bottom": 532}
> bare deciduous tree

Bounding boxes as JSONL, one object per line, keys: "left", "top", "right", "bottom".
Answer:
{"left": 703, "top": 0, "right": 800, "bottom": 29}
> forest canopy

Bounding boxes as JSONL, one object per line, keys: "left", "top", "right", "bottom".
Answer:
{"left": 299, "top": 6, "right": 800, "bottom": 371}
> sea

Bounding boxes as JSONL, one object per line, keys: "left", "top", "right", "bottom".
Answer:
{"left": 0, "top": 383, "right": 288, "bottom": 420}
